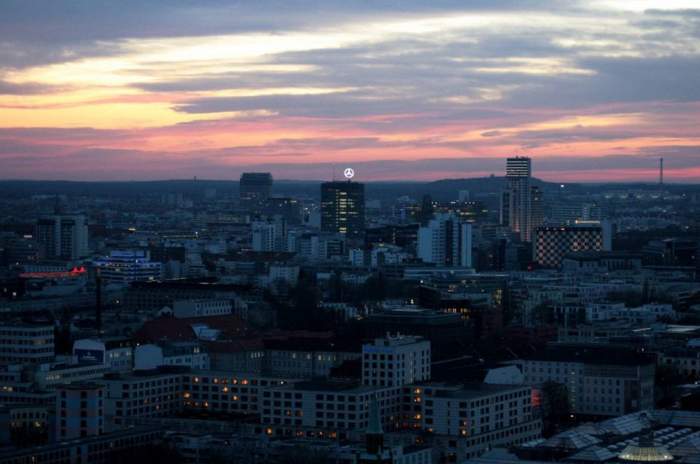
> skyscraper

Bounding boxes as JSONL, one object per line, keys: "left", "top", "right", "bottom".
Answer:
{"left": 239, "top": 172, "right": 273, "bottom": 209}
{"left": 501, "top": 157, "right": 535, "bottom": 242}
{"left": 417, "top": 213, "right": 473, "bottom": 267}
{"left": 36, "top": 214, "right": 89, "bottom": 260}
{"left": 320, "top": 180, "right": 365, "bottom": 238}
{"left": 530, "top": 185, "right": 544, "bottom": 232}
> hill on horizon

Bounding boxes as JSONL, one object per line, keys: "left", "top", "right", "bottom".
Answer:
{"left": 0, "top": 177, "right": 694, "bottom": 201}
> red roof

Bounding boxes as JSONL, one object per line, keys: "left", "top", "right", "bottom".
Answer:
{"left": 134, "top": 315, "right": 249, "bottom": 343}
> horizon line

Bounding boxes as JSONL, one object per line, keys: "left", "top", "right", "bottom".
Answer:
{"left": 0, "top": 177, "right": 696, "bottom": 186}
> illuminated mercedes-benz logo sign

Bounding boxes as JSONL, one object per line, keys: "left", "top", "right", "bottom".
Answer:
{"left": 344, "top": 168, "right": 355, "bottom": 179}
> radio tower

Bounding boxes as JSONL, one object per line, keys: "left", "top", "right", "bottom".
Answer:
{"left": 659, "top": 157, "right": 664, "bottom": 186}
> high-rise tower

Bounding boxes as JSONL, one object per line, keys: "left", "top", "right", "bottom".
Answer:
{"left": 320, "top": 180, "right": 365, "bottom": 238}
{"left": 36, "top": 214, "right": 89, "bottom": 260}
{"left": 417, "top": 213, "right": 473, "bottom": 268}
{"left": 239, "top": 172, "right": 273, "bottom": 210}
{"left": 502, "top": 157, "right": 534, "bottom": 241}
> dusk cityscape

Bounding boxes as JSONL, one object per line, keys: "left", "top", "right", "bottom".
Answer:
{"left": 1, "top": 2, "right": 700, "bottom": 464}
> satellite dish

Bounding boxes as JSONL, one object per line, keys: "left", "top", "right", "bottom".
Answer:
{"left": 344, "top": 168, "right": 355, "bottom": 179}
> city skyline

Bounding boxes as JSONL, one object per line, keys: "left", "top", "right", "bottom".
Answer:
{"left": 1, "top": 1, "right": 700, "bottom": 182}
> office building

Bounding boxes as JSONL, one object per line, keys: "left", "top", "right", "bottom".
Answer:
{"left": 321, "top": 181, "right": 365, "bottom": 238}
{"left": 362, "top": 335, "right": 431, "bottom": 388}
{"left": 134, "top": 342, "right": 209, "bottom": 370}
{"left": 123, "top": 280, "right": 245, "bottom": 311}
{"left": 0, "top": 323, "right": 54, "bottom": 365}
{"left": 240, "top": 172, "right": 273, "bottom": 209}
{"left": 263, "top": 339, "right": 360, "bottom": 379}
{"left": 362, "top": 308, "right": 464, "bottom": 357}
{"left": 0, "top": 366, "right": 58, "bottom": 406}
{"left": 404, "top": 383, "right": 541, "bottom": 461}
{"left": 518, "top": 345, "right": 655, "bottom": 417}
{"left": 251, "top": 217, "right": 287, "bottom": 252}
{"left": 33, "top": 363, "right": 110, "bottom": 389}
{"left": 93, "top": 250, "right": 162, "bottom": 284}
{"left": 260, "top": 379, "right": 397, "bottom": 437}
{"left": 172, "top": 299, "right": 232, "bottom": 318}
{"left": 36, "top": 214, "right": 88, "bottom": 260}
{"left": 534, "top": 221, "right": 612, "bottom": 268}
{"left": 102, "top": 368, "right": 185, "bottom": 429}
{"left": 56, "top": 383, "right": 104, "bottom": 440}
{"left": 264, "top": 197, "right": 302, "bottom": 225}
{"left": 183, "top": 372, "right": 291, "bottom": 416}
{"left": 417, "top": 213, "right": 473, "bottom": 268}
{"left": 73, "top": 338, "right": 133, "bottom": 372}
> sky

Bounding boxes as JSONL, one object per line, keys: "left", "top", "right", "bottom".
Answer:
{"left": 1, "top": 1, "right": 699, "bottom": 183}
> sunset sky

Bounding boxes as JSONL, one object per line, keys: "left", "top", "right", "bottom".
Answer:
{"left": 1, "top": 1, "right": 699, "bottom": 182}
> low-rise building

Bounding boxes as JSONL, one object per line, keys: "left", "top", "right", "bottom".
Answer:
{"left": 56, "top": 383, "right": 104, "bottom": 440}
{"left": 173, "top": 299, "right": 232, "bottom": 318}
{"left": 102, "top": 368, "right": 185, "bottom": 430}
{"left": 0, "top": 427, "right": 163, "bottom": 464}
{"left": 134, "top": 342, "right": 209, "bottom": 370}
{"left": 403, "top": 383, "right": 541, "bottom": 461}
{"left": 260, "top": 379, "right": 398, "bottom": 439}
{"left": 362, "top": 335, "right": 431, "bottom": 388}
{"left": 93, "top": 250, "right": 162, "bottom": 285}
{"left": 72, "top": 338, "right": 133, "bottom": 372}
{"left": 518, "top": 345, "right": 655, "bottom": 417}
{"left": 0, "top": 323, "right": 54, "bottom": 365}
{"left": 182, "top": 371, "right": 292, "bottom": 417}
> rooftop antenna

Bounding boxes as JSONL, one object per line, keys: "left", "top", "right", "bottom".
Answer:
{"left": 659, "top": 158, "right": 664, "bottom": 186}
{"left": 95, "top": 268, "right": 102, "bottom": 334}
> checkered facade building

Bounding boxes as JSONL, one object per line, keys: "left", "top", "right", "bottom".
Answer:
{"left": 534, "top": 225, "right": 604, "bottom": 268}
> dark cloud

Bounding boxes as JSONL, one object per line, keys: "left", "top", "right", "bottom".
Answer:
{"left": 0, "top": 1, "right": 573, "bottom": 42}
{"left": 505, "top": 56, "right": 700, "bottom": 109}
{"left": 0, "top": 79, "right": 58, "bottom": 95}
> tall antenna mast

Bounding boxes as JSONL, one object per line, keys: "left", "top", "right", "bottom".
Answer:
{"left": 659, "top": 157, "right": 664, "bottom": 186}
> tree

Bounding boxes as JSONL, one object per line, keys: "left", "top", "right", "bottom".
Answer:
{"left": 291, "top": 272, "right": 319, "bottom": 311}
{"left": 532, "top": 303, "right": 555, "bottom": 325}
{"left": 328, "top": 270, "right": 344, "bottom": 302}
{"left": 363, "top": 272, "right": 387, "bottom": 302}
{"left": 10, "top": 423, "right": 48, "bottom": 447}
{"left": 107, "top": 443, "right": 185, "bottom": 464}
{"left": 655, "top": 364, "right": 687, "bottom": 408}
{"left": 276, "top": 445, "right": 330, "bottom": 464}
{"left": 607, "top": 290, "right": 643, "bottom": 308}
{"left": 541, "top": 381, "right": 572, "bottom": 436}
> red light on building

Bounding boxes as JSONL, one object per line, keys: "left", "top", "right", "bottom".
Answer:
{"left": 19, "top": 266, "right": 87, "bottom": 279}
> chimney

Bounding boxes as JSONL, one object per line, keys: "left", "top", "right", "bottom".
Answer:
{"left": 95, "top": 268, "right": 102, "bottom": 333}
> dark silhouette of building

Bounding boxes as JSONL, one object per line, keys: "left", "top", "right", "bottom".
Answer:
{"left": 264, "top": 197, "right": 302, "bottom": 225}
{"left": 240, "top": 172, "right": 273, "bottom": 209}
{"left": 419, "top": 194, "right": 434, "bottom": 226}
